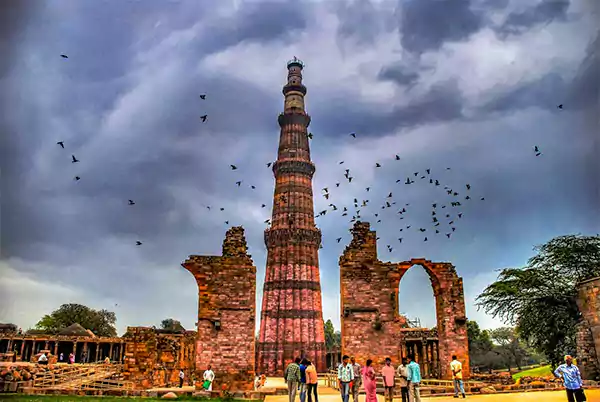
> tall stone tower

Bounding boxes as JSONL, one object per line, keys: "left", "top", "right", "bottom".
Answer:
{"left": 256, "top": 58, "right": 327, "bottom": 375}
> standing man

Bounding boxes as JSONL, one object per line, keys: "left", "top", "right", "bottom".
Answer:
{"left": 554, "top": 355, "right": 586, "bottom": 402}
{"left": 382, "top": 357, "right": 395, "bottom": 402}
{"left": 396, "top": 358, "right": 409, "bottom": 402}
{"left": 338, "top": 355, "right": 355, "bottom": 402}
{"left": 406, "top": 355, "right": 421, "bottom": 402}
{"left": 350, "top": 357, "right": 362, "bottom": 402}
{"left": 285, "top": 357, "right": 302, "bottom": 402}
{"left": 450, "top": 355, "right": 466, "bottom": 398}
{"left": 300, "top": 359, "right": 308, "bottom": 402}
{"left": 178, "top": 369, "right": 185, "bottom": 388}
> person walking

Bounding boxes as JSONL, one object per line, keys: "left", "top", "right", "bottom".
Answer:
{"left": 361, "top": 359, "right": 378, "bottom": 402}
{"left": 554, "top": 355, "right": 586, "bottom": 402}
{"left": 305, "top": 360, "right": 319, "bottom": 402}
{"left": 179, "top": 369, "right": 185, "bottom": 388}
{"left": 382, "top": 357, "right": 395, "bottom": 402}
{"left": 285, "top": 357, "right": 302, "bottom": 402}
{"left": 300, "top": 359, "right": 308, "bottom": 402}
{"left": 406, "top": 355, "right": 421, "bottom": 402}
{"left": 450, "top": 355, "right": 466, "bottom": 398}
{"left": 350, "top": 357, "right": 362, "bottom": 402}
{"left": 396, "top": 358, "right": 409, "bottom": 402}
{"left": 338, "top": 355, "right": 355, "bottom": 402}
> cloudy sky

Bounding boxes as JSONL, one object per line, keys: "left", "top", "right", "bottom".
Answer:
{"left": 1, "top": 0, "right": 598, "bottom": 336}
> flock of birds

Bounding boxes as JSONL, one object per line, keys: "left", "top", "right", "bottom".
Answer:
{"left": 56, "top": 53, "right": 563, "bottom": 250}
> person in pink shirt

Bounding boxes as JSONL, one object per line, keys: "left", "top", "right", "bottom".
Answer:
{"left": 381, "top": 357, "right": 395, "bottom": 402}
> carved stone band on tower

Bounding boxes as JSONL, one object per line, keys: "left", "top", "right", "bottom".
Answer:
{"left": 256, "top": 59, "right": 327, "bottom": 375}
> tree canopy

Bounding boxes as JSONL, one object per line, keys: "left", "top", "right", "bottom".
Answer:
{"left": 324, "top": 319, "right": 341, "bottom": 350}
{"left": 160, "top": 318, "right": 185, "bottom": 332}
{"left": 476, "top": 234, "right": 600, "bottom": 367}
{"left": 35, "top": 303, "right": 117, "bottom": 337}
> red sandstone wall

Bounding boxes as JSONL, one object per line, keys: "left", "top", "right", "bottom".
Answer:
{"left": 182, "top": 227, "right": 256, "bottom": 392}
{"left": 339, "top": 222, "right": 469, "bottom": 379}
{"left": 576, "top": 277, "right": 600, "bottom": 380}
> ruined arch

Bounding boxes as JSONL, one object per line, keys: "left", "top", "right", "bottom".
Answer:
{"left": 339, "top": 222, "right": 469, "bottom": 379}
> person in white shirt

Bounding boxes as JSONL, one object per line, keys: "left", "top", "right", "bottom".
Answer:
{"left": 179, "top": 369, "right": 185, "bottom": 388}
{"left": 38, "top": 353, "right": 48, "bottom": 365}
{"left": 450, "top": 355, "right": 466, "bottom": 398}
{"left": 203, "top": 365, "right": 215, "bottom": 391}
{"left": 396, "top": 358, "right": 409, "bottom": 402}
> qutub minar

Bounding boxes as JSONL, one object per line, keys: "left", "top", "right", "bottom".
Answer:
{"left": 256, "top": 58, "right": 327, "bottom": 375}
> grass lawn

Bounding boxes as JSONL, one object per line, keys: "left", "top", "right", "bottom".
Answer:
{"left": 512, "top": 364, "right": 553, "bottom": 380}
{"left": 0, "top": 395, "right": 229, "bottom": 402}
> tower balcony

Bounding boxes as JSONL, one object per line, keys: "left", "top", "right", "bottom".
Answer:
{"left": 287, "top": 58, "right": 305, "bottom": 69}
{"left": 278, "top": 113, "right": 311, "bottom": 128}
{"left": 272, "top": 160, "right": 315, "bottom": 178}
{"left": 282, "top": 84, "right": 307, "bottom": 96}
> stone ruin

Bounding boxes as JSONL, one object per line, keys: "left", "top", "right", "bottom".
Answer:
{"left": 122, "top": 327, "right": 196, "bottom": 389}
{"left": 339, "top": 222, "right": 469, "bottom": 380}
{"left": 576, "top": 276, "right": 600, "bottom": 380}
{"left": 182, "top": 226, "right": 257, "bottom": 393}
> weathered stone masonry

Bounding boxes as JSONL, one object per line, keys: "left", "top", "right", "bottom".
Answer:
{"left": 576, "top": 277, "right": 600, "bottom": 380}
{"left": 257, "top": 58, "right": 326, "bottom": 375}
{"left": 340, "top": 222, "right": 469, "bottom": 380}
{"left": 182, "top": 227, "right": 256, "bottom": 391}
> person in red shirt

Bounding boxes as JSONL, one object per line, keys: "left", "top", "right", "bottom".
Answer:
{"left": 381, "top": 357, "right": 395, "bottom": 402}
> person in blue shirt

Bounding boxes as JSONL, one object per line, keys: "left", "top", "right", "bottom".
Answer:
{"left": 299, "top": 358, "right": 308, "bottom": 402}
{"left": 406, "top": 354, "right": 422, "bottom": 402}
{"left": 554, "top": 355, "right": 586, "bottom": 402}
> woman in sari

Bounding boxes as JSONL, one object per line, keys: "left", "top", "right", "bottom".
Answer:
{"left": 362, "top": 359, "right": 378, "bottom": 402}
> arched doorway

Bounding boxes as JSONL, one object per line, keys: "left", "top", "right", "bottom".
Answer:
{"left": 339, "top": 222, "right": 469, "bottom": 379}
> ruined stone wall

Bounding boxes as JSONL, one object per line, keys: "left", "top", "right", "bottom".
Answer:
{"left": 182, "top": 227, "right": 256, "bottom": 392}
{"left": 123, "top": 327, "right": 196, "bottom": 389}
{"left": 340, "top": 222, "right": 469, "bottom": 379}
{"left": 576, "top": 277, "right": 600, "bottom": 380}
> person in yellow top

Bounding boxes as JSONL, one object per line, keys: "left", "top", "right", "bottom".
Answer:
{"left": 450, "top": 355, "right": 466, "bottom": 398}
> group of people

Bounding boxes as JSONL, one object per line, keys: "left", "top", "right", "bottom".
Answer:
{"left": 284, "top": 354, "right": 466, "bottom": 402}
{"left": 337, "top": 355, "right": 433, "bottom": 402}
{"left": 284, "top": 358, "right": 320, "bottom": 402}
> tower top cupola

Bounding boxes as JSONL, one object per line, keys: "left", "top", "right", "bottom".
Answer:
{"left": 287, "top": 56, "right": 305, "bottom": 69}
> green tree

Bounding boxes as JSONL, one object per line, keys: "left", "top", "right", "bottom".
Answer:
{"left": 160, "top": 318, "right": 185, "bottom": 332}
{"left": 489, "top": 327, "right": 529, "bottom": 370}
{"left": 476, "top": 235, "right": 600, "bottom": 367}
{"left": 35, "top": 303, "right": 117, "bottom": 337}
{"left": 467, "top": 320, "right": 495, "bottom": 369}
{"left": 324, "top": 319, "right": 337, "bottom": 350}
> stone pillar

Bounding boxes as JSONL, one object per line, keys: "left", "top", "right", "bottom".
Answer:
{"left": 96, "top": 343, "right": 100, "bottom": 362}
{"left": 120, "top": 343, "right": 125, "bottom": 362}
{"left": 576, "top": 277, "right": 600, "bottom": 380}
{"left": 182, "top": 226, "right": 257, "bottom": 391}
{"left": 20, "top": 341, "right": 25, "bottom": 361}
{"left": 109, "top": 343, "right": 114, "bottom": 361}
{"left": 6, "top": 339, "right": 12, "bottom": 353}
{"left": 73, "top": 342, "right": 77, "bottom": 362}
{"left": 44, "top": 340, "right": 49, "bottom": 350}
{"left": 32, "top": 341, "right": 37, "bottom": 357}
{"left": 54, "top": 342, "right": 59, "bottom": 356}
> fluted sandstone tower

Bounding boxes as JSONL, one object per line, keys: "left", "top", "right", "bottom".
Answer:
{"left": 256, "top": 58, "right": 326, "bottom": 375}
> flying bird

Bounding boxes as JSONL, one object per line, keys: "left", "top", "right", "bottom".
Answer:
{"left": 236, "top": 181, "right": 242, "bottom": 187}
{"left": 261, "top": 204, "right": 266, "bottom": 208}
{"left": 128, "top": 200, "right": 135, "bottom": 205}
{"left": 57, "top": 141, "right": 64, "bottom": 148}
{"left": 308, "top": 133, "right": 313, "bottom": 140}
{"left": 74, "top": 176, "right": 80, "bottom": 181}
{"left": 267, "top": 162, "right": 272, "bottom": 168}
{"left": 60, "top": 54, "right": 68, "bottom": 59}
{"left": 466, "top": 184, "right": 471, "bottom": 190}
{"left": 200, "top": 115, "right": 207, "bottom": 122}
{"left": 136, "top": 241, "right": 142, "bottom": 246}
{"left": 534, "top": 146, "right": 541, "bottom": 156}
{"left": 375, "top": 163, "right": 381, "bottom": 168}
{"left": 337, "top": 238, "right": 342, "bottom": 243}
{"left": 557, "top": 104, "right": 563, "bottom": 109}
{"left": 350, "top": 133, "right": 356, "bottom": 138}
{"left": 395, "top": 155, "right": 400, "bottom": 160}
{"left": 71, "top": 155, "right": 79, "bottom": 163}
{"left": 230, "top": 165, "right": 238, "bottom": 170}
{"left": 199, "top": 94, "right": 206, "bottom": 99}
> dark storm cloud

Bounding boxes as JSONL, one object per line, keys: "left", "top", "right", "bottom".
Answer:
{"left": 398, "top": 0, "right": 483, "bottom": 54}
{"left": 497, "top": 0, "right": 571, "bottom": 36}
{"left": 566, "top": 30, "right": 600, "bottom": 111}
{"left": 334, "top": 0, "right": 397, "bottom": 46}
{"left": 479, "top": 72, "right": 568, "bottom": 114}
{"left": 312, "top": 80, "right": 464, "bottom": 139}
{"left": 377, "top": 63, "right": 420, "bottom": 86}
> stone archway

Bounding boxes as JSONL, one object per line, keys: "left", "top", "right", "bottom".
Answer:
{"left": 339, "top": 222, "right": 469, "bottom": 379}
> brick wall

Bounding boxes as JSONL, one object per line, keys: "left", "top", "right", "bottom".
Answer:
{"left": 122, "top": 327, "right": 196, "bottom": 389}
{"left": 339, "top": 222, "right": 469, "bottom": 379}
{"left": 576, "top": 277, "right": 600, "bottom": 380}
{"left": 182, "top": 226, "right": 256, "bottom": 392}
